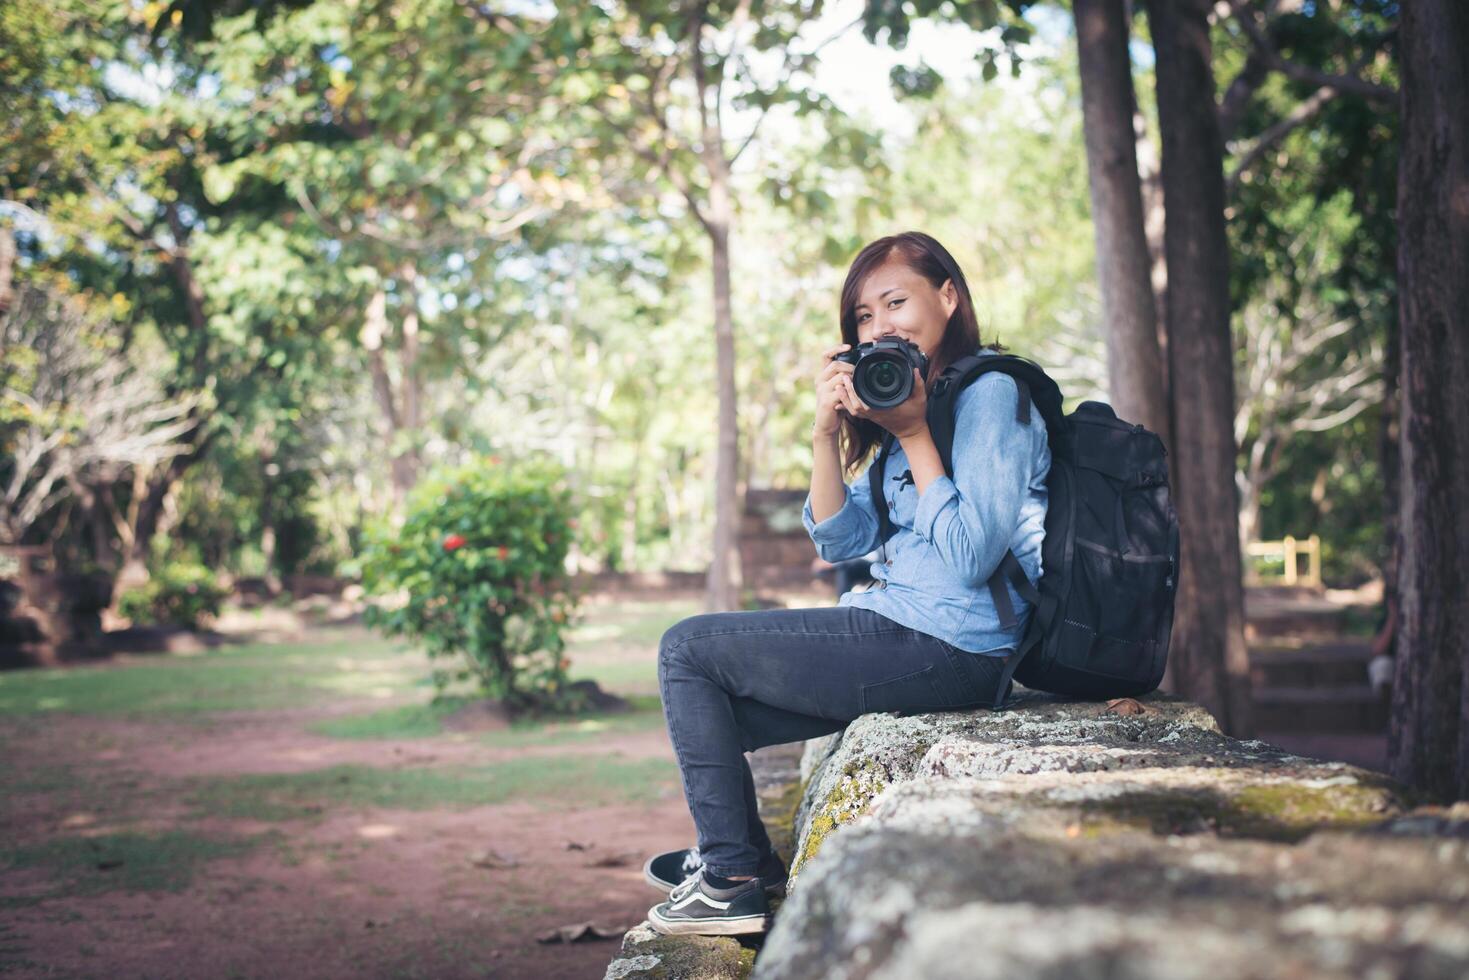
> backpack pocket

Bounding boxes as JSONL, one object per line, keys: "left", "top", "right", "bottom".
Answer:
{"left": 1070, "top": 538, "right": 1172, "bottom": 677}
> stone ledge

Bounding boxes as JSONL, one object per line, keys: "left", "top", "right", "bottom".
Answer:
{"left": 754, "top": 690, "right": 1469, "bottom": 979}
{"left": 603, "top": 924, "right": 758, "bottom": 980}
{"left": 606, "top": 690, "right": 1469, "bottom": 979}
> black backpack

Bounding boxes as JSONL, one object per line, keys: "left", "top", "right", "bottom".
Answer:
{"left": 869, "top": 351, "right": 1179, "bottom": 710}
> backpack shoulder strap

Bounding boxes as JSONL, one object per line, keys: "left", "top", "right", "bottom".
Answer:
{"left": 927, "top": 352, "right": 1068, "bottom": 477}
{"left": 925, "top": 352, "right": 1067, "bottom": 637}
{"left": 869, "top": 431, "right": 897, "bottom": 544}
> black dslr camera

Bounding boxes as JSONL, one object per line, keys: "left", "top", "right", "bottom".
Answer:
{"left": 834, "top": 338, "right": 930, "bottom": 409}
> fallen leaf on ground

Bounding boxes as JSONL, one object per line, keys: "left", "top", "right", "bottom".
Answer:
{"left": 468, "top": 849, "right": 519, "bottom": 869}
{"left": 1105, "top": 698, "right": 1146, "bottom": 716}
{"left": 535, "top": 922, "right": 629, "bottom": 944}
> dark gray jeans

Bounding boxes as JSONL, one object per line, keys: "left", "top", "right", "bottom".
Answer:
{"left": 656, "top": 605, "right": 1012, "bottom": 878}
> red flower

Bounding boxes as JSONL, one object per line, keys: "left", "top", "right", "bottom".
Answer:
{"left": 442, "top": 534, "right": 467, "bottom": 552}
{"left": 497, "top": 546, "right": 509, "bottom": 560}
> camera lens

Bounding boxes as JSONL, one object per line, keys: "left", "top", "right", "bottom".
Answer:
{"left": 868, "top": 360, "right": 901, "bottom": 396}
{"left": 852, "top": 342, "right": 921, "bottom": 408}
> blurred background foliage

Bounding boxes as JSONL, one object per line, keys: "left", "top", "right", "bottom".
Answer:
{"left": 1, "top": 0, "right": 1397, "bottom": 593}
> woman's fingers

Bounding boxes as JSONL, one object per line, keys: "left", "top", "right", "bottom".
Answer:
{"left": 839, "top": 375, "right": 867, "bottom": 415}
{"left": 818, "top": 355, "right": 855, "bottom": 385}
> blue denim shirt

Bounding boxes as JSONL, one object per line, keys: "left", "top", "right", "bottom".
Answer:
{"left": 803, "top": 365, "right": 1051, "bottom": 657}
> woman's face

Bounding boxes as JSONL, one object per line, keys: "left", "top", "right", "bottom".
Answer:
{"left": 851, "top": 257, "right": 958, "bottom": 359}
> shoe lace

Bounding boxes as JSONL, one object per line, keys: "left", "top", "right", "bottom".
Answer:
{"left": 669, "top": 866, "right": 705, "bottom": 902}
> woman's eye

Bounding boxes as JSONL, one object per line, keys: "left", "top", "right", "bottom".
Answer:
{"left": 889, "top": 298, "right": 905, "bottom": 308}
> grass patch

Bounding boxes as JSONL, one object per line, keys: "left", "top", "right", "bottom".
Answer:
{"left": 0, "top": 637, "right": 418, "bottom": 719}
{"left": 309, "top": 693, "right": 666, "bottom": 744}
{"left": 0, "top": 596, "right": 687, "bottom": 722}
{"left": 309, "top": 698, "right": 475, "bottom": 740}
{"left": 556, "top": 598, "right": 694, "bottom": 696}
{"left": 477, "top": 698, "right": 666, "bottom": 748}
{"left": 565, "top": 661, "right": 660, "bottom": 693}
{"left": 0, "top": 595, "right": 685, "bottom": 721}
{"left": 567, "top": 599, "right": 700, "bottom": 648}
{"left": 0, "top": 830, "right": 262, "bottom": 900}
{"left": 185, "top": 755, "right": 678, "bottom": 821}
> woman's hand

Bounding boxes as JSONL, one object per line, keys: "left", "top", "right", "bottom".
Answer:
{"left": 870, "top": 367, "right": 929, "bottom": 440}
{"left": 816, "top": 351, "right": 929, "bottom": 440}
{"left": 813, "top": 343, "right": 857, "bottom": 438}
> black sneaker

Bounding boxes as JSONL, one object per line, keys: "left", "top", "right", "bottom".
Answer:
{"left": 643, "top": 846, "right": 788, "bottom": 898}
{"left": 646, "top": 867, "right": 771, "bottom": 936}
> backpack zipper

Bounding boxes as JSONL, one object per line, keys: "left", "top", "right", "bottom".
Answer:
{"left": 1075, "top": 537, "right": 1172, "bottom": 563}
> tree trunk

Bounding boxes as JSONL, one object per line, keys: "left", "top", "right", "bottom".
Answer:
{"left": 398, "top": 261, "right": 423, "bottom": 488}
{"left": 1135, "top": 110, "right": 1169, "bottom": 387}
{"left": 705, "top": 201, "right": 745, "bottom": 612}
{"left": 114, "top": 426, "right": 211, "bottom": 593}
{"left": 362, "top": 285, "right": 416, "bottom": 502}
{"left": 1148, "top": 0, "right": 1253, "bottom": 737}
{"left": 259, "top": 437, "right": 283, "bottom": 595}
{"left": 694, "top": 8, "right": 745, "bottom": 613}
{"left": 1389, "top": 0, "right": 1469, "bottom": 803}
{"left": 1380, "top": 307, "right": 1402, "bottom": 595}
{"left": 1074, "top": 0, "right": 1171, "bottom": 443}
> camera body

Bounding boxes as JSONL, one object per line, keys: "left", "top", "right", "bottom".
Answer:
{"left": 833, "top": 338, "right": 930, "bottom": 409}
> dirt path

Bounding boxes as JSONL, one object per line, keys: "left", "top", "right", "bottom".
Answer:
{"left": 5, "top": 800, "right": 696, "bottom": 979}
{"left": 1, "top": 701, "right": 699, "bottom": 979}
{"left": 12, "top": 708, "right": 676, "bottom": 779}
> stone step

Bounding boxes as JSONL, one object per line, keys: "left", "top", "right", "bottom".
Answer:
{"left": 1251, "top": 684, "right": 1390, "bottom": 734}
{"left": 1245, "top": 612, "right": 1350, "bottom": 641}
{"left": 1248, "top": 641, "right": 1375, "bottom": 688}
{"left": 1243, "top": 589, "right": 1355, "bottom": 641}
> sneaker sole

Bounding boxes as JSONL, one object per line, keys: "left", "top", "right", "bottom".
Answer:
{"left": 646, "top": 907, "right": 770, "bottom": 936}
{"left": 643, "top": 862, "right": 787, "bottom": 899}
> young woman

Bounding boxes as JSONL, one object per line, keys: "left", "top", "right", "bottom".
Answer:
{"left": 643, "top": 231, "right": 1052, "bottom": 936}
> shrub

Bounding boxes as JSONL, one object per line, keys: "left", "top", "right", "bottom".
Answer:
{"left": 359, "top": 454, "right": 582, "bottom": 710}
{"left": 117, "top": 562, "right": 228, "bottom": 629}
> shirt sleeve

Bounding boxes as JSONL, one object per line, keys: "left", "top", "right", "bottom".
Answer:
{"left": 911, "top": 373, "right": 1039, "bottom": 589}
{"left": 803, "top": 456, "right": 883, "bottom": 563}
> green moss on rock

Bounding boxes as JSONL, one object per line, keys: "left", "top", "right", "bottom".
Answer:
{"left": 1229, "top": 781, "right": 1398, "bottom": 838}
{"left": 1069, "top": 779, "right": 1401, "bottom": 843}
{"left": 608, "top": 928, "right": 760, "bottom": 979}
{"left": 792, "top": 761, "right": 889, "bottom": 877}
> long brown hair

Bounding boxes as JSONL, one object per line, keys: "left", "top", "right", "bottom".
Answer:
{"left": 836, "top": 231, "right": 1002, "bottom": 477}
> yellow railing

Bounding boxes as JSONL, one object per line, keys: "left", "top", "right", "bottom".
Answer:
{"left": 1245, "top": 534, "right": 1322, "bottom": 588}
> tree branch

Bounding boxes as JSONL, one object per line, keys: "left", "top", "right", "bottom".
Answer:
{"left": 1218, "top": 49, "right": 1269, "bottom": 142}
{"left": 1227, "top": 85, "right": 1339, "bottom": 192}
{"left": 729, "top": 15, "right": 863, "bottom": 166}
{"left": 1225, "top": 0, "right": 1397, "bottom": 103}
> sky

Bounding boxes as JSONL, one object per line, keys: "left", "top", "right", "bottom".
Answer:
{"left": 804, "top": 0, "right": 1074, "bottom": 136}
{"left": 710, "top": 0, "right": 1077, "bottom": 163}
